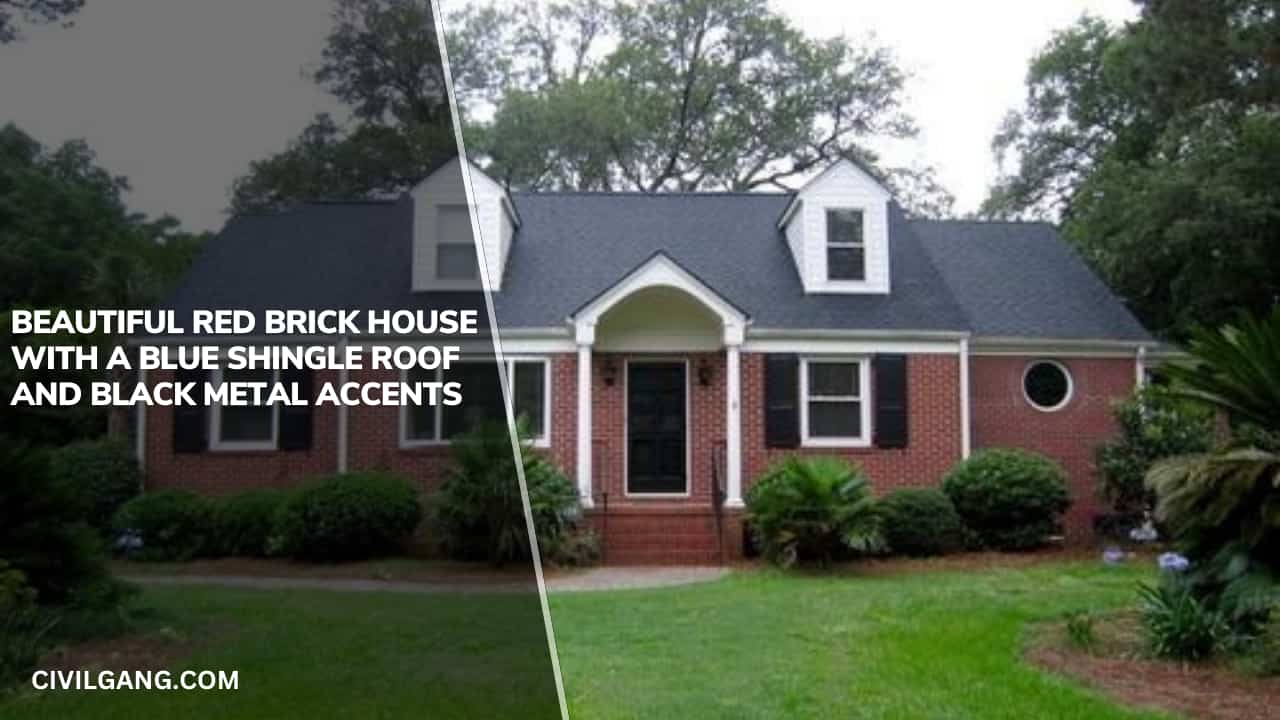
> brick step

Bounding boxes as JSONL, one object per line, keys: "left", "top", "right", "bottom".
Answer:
{"left": 603, "top": 533, "right": 720, "bottom": 547}
{"left": 602, "top": 548, "right": 724, "bottom": 565}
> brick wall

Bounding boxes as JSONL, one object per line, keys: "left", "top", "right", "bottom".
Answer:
{"left": 143, "top": 368, "right": 340, "bottom": 495}
{"left": 969, "top": 355, "right": 1136, "bottom": 540}
{"left": 741, "top": 353, "right": 964, "bottom": 496}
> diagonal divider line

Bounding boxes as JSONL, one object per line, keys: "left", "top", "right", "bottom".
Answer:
{"left": 428, "top": 3, "right": 571, "bottom": 718}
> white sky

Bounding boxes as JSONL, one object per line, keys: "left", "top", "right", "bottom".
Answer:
{"left": 0, "top": 1, "right": 1137, "bottom": 232}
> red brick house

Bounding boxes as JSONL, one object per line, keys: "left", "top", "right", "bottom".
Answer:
{"left": 137, "top": 158, "right": 1154, "bottom": 563}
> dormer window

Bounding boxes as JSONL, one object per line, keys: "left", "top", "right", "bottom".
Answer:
{"left": 435, "top": 204, "right": 479, "bottom": 280}
{"left": 826, "top": 208, "right": 865, "bottom": 281}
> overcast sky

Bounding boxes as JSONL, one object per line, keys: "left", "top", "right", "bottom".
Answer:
{"left": 0, "top": 0, "right": 1137, "bottom": 233}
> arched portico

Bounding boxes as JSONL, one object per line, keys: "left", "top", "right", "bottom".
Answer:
{"left": 569, "top": 253, "right": 748, "bottom": 509}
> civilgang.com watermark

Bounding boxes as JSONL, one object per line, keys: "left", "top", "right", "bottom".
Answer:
{"left": 31, "top": 669, "right": 238, "bottom": 692}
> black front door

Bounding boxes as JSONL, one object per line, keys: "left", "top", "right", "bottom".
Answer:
{"left": 627, "top": 363, "right": 686, "bottom": 494}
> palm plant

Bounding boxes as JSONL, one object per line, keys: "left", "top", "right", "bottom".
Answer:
{"left": 1146, "top": 307, "right": 1280, "bottom": 621}
{"left": 745, "top": 456, "right": 882, "bottom": 568}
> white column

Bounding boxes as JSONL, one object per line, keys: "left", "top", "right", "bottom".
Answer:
{"left": 336, "top": 336, "right": 349, "bottom": 473}
{"left": 576, "top": 342, "right": 594, "bottom": 508}
{"left": 135, "top": 367, "right": 147, "bottom": 471}
{"left": 1135, "top": 346, "right": 1147, "bottom": 388}
{"left": 959, "top": 337, "right": 971, "bottom": 459}
{"left": 725, "top": 342, "right": 743, "bottom": 508}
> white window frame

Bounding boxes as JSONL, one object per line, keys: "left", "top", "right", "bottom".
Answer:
{"left": 825, "top": 207, "right": 867, "bottom": 282}
{"left": 209, "top": 367, "right": 280, "bottom": 451}
{"left": 1022, "top": 359, "right": 1074, "bottom": 413}
{"left": 435, "top": 203, "right": 480, "bottom": 281}
{"left": 399, "top": 357, "right": 551, "bottom": 448}
{"left": 800, "top": 357, "right": 872, "bottom": 448}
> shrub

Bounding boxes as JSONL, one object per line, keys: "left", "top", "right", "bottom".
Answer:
{"left": 942, "top": 449, "right": 1071, "bottom": 551}
{"left": 875, "top": 488, "right": 965, "bottom": 557}
{"left": 0, "top": 442, "right": 110, "bottom": 603}
{"left": 1249, "top": 606, "right": 1280, "bottom": 676}
{"left": 1138, "top": 577, "right": 1228, "bottom": 661}
{"left": 745, "top": 456, "right": 882, "bottom": 568}
{"left": 210, "top": 489, "right": 289, "bottom": 557}
{"left": 1094, "top": 385, "right": 1212, "bottom": 519}
{"left": 112, "top": 490, "right": 214, "bottom": 561}
{"left": 0, "top": 563, "right": 57, "bottom": 692}
{"left": 49, "top": 438, "right": 142, "bottom": 532}
{"left": 272, "top": 472, "right": 421, "bottom": 562}
{"left": 433, "top": 421, "right": 585, "bottom": 567}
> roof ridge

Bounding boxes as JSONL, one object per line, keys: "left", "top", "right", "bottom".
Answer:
{"left": 509, "top": 190, "right": 793, "bottom": 198}
{"left": 911, "top": 217, "right": 1056, "bottom": 227}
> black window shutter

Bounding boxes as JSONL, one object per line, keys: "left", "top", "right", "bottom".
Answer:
{"left": 874, "top": 354, "right": 908, "bottom": 449}
{"left": 278, "top": 368, "right": 314, "bottom": 452}
{"left": 764, "top": 355, "right": 800, "bottom": 448}
{"left": 172, "top": 368, "right": 208, "bottom": 454}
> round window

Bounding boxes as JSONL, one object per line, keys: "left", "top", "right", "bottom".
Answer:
{"left": 1022, "top": 360, "right": 1072, "bottom": 411}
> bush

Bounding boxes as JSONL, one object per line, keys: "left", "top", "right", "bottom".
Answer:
{"left": 942, "top": 449, "right": 1071, "bottom": 551}
{"left": 0, "top": 563, "right": 57, "bottom": 692}
{"left": 1064, "top": 610, "right": 1097, "bottom": 654}
{"left": 1138, "top": 577, "right": 1228, "bottom": 661}
{"left": 1094, "top": 386, "right": 1212, "bottom": 518}
{"left": 210, "top": 489, "right": 289, "bottom": 557}
{"left": 112, "top": 490, "right": 214, "bottom": 561}
{"left": 433, "top": 421, "right": 585, "bottom": 566}
{"left": 272, "top": 472, "right": 421, "bottom": 562}
{"left": 745, "top": 456, "right": 882, "bottom": 568}
{"left": 876, "top": 488, "right": 965, "bottom": 557}
{"left": 49, "top": 438, "right": 142, "bottom": 532}
{"left": 0, "top": 442, "right": 111, "bottom": 603}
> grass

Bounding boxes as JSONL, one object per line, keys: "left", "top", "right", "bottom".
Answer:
{"left": 0, "top": 561, "right": 1165, "bottom": 719}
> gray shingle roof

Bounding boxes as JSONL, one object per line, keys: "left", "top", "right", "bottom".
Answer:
{"left": 156, "top": 192, "right": 1150, "bottom": 342}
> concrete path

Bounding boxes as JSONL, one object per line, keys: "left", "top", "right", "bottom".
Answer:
{"left": 121, "top": 566, "right": 730, "bottom": 595}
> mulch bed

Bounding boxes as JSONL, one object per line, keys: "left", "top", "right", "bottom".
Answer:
{"left": 1026, "top": 612, "right": 1280, "bottom": 720}
{"left": 37, "top": 625, "right": 220, "bottom": 675}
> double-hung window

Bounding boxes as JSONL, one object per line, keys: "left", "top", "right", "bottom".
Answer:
{"left": 800, "top": 358, "right": 870, "bottom": 446}
{"left": 403, "top": 358, "right": 550, "bottom": 446}
{"left": 826, "top": 208, "right": 866, "bottom": 281}
{"left": 435, "top": 204, "right": 479, "bottom": 280}
{"left": 211, "top": 367, "right": 278, "bottom": 450}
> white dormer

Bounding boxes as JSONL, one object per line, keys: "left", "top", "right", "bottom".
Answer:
{"left": 410, "top": 157, "right": 518, "bottom": 292}
{"left": 777, "top": 159, "right": 891, "bottom": 295}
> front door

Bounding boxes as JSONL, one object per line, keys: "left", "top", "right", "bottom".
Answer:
{"left": 627, "top": 362, "right": 686, "bottom": 494}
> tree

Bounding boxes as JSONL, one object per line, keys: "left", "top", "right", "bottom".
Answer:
{"left": 233, "top": 0, "right": 955, "bottom": 218}
{"left": 983, "top": 2, "right": 1280, "bottom": 337}
{"left": 0, "top": 0, "right": 83, "bottom": 43}
{"left": 230, "top": 0, "right": 455, "bottom": 215}
{"left": 0, "top": 124, "right": 206, "bottom": 444}
{"left": 453, "top": 0, "right": 952, "bottom": 216}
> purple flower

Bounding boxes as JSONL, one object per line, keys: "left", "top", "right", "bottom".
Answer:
{"left": 1157, "top": 552, "right": 1189, "bottom": 573}
{"left": 1102, "top": 547, "right": 1126, "bottom": 565}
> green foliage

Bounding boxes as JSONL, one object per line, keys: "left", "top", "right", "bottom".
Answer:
{"left": 234, "top": 0, "right": 953, "bottom": 218}
{"left": 433, "top": 421, "right": 584, "bottom": 567}
{"left": 210, "top": 489, "right": 289, "bottom": 557}
{"left": 942, "top": 449, "right": 1071, "bottom": 551}
{"left": 0, "top": 562, "right": 57, "bottom": 692}
{"left": 875, "top": 488, "right": 965, "bottom": 557}
{"left": 0, "top": 124, "right": 206, "bottom": 445}
{"left": 1248, "top": 606, "right": 1280, "bottom": 676}
{"left": 1064, "top": 610, "right": 1097, "bottom": 654}
{"left": 0, "top": 441, "right": 110, "bottom": 603}
{"left": 112, "top": 490, "right": 214, "bottom": 561}
{"left": 984, "top": 6, "right": 1280, "bottom": 337}
{"left": 745, "top": 456, "right": 883, "bottom": 568}
{"left": 1095, "top": 385, "right": 1213, "bottom": 517}
{"left": 1137, "top": 577, "right": 1228, "bottom": 661}
{"left": 272, "top": 472, "right": 421, "bottom": 562}
{"left": 1144, "top": 310, "right": 1280, "bottom": 623}
{"left": 48, "top": 438, "right": 142, "bottom": 532}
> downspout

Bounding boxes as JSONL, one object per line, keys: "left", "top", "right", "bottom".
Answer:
{"left": 959, "top": 337, "right": 971, "bottom": 459}
{"left": 337, "top": 335, "right": 349, "bottom": 473}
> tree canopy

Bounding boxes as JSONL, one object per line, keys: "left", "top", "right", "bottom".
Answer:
{"left": 231, "top": 0, "right": 955, "bottom": 218}
{"left": 0, "top": 124, "right": 206, "bottom": 443}
{"left": 984, "top": 0, "right": 1280, "bottom": 338}
{"left": 0, "top": 0, "right": 83, "bottom": 43}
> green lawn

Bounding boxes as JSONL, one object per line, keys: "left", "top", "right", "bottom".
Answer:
{"left": 1, "top": 561, "right": 1166, "bottom": 719}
